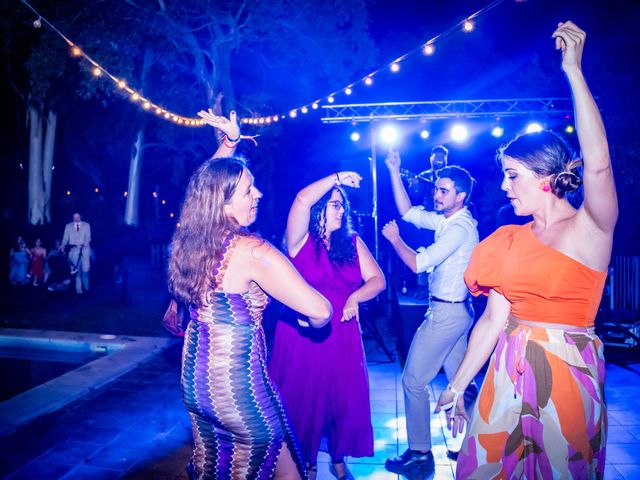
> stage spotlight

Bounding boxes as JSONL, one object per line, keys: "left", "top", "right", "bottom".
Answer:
{"left": 420, "top": 129, "right": 430, "bottom": 139}
{"left": 364, "top": 76, "right": 373, "bottom": 86}
{"left": 380, "top": 126, "right": 398, "bottom": 144}
{"left": 491, "top": 126, "right": 504, "bottom": 138}
{"left": 565, "top": 125, "right": 575, "bottom": 134}
{"left": 345, "top": 87, "right": 353, "bottom": 95}
{"left": 350, "top": 132, "right": 361, "bottom": 142}
{"left": 525, "top": 122, "right": 544, "bottom": 133}
{"left": 451, "top": 124, "right": 468, "bottom": 142}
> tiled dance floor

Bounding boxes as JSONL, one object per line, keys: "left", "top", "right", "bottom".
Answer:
{"left": 1, "top": 338, "right": 639, "bottom": 479}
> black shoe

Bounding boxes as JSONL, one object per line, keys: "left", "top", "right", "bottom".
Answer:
{"left": 385, "top": 449, "right": 435, "bottom": 473}
{"left": 446, "top": 449, "right": 459, "bottom": 461}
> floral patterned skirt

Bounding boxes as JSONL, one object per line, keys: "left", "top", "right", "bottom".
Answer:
{"left": 457, "top": 318, "right": 606, "bottom": 479}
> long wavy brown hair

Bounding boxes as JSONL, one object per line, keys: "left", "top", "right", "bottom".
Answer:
{"left": 168, "top": 157, "right": 248, "bottom": 305}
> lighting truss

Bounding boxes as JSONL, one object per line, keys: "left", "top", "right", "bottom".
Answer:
{"left": 321, "top": 98, "right": 573, "bottom": 123}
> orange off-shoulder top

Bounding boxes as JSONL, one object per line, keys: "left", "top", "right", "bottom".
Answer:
{"left": 464, "top": 223, "right": 608, "bottom": 327}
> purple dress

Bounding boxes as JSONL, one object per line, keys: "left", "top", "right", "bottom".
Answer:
{"left": 269, "top": 234, "right": 373, "bottom": 464}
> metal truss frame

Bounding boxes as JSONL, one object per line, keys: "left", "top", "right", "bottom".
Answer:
{"left": 321, "top": 98, "right": 573, "bottom": 123}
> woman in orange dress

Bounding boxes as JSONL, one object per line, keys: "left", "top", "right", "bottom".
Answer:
{"left": 435, "top": 22, "right": 616, "bottom": 479}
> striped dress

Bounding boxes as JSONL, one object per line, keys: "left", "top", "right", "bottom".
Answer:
{"left": 181, "top": 234, "right": 305, "bottom": 479}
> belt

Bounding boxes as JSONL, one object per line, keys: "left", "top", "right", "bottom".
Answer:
{"left": 430, "top": 296, "right": 468, "bottom": 304}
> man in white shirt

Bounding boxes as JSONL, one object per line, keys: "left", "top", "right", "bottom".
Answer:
{"left": 62, "top": 212, "right": 92, "bottom": 294}
{"left": 382, "top": 150, "right": 479, "bottom": 474}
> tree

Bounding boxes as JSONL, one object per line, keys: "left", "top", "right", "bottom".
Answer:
{"left": 8, "top": 0, "right": 376, "bottom": 226}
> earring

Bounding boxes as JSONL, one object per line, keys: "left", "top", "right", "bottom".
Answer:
{"left": 540, "top": 182, "right": 550, "bottom": 192}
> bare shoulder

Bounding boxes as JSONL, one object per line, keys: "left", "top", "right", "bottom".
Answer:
{"left": 234, "top": 235, "right": 275, "bottom": 262}
{"left": 557, "top": 211, "right": 613, "bottom": 271}
{"left": 573, "top": 208, "right": 613, "bottom": 240}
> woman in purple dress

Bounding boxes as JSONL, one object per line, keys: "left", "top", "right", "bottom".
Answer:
{"left": 269, "top": 172, "right": 386, "bottom": 479}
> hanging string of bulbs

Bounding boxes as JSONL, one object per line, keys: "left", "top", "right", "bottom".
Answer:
{"left": 19, "top": 0, "right": 505, "bottom": 129}
{"left": 19, "top": 0, "right": 206, "bottom": 127}
{"left": 243, "top": 0, "right": 505, "bottom": 126}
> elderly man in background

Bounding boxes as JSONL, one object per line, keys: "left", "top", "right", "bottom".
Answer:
{"left": 62, "top": 212, "right": 91, "bottom": 294}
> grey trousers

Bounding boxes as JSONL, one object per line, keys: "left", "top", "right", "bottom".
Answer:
{"left": 402, "top": 300, "right": 475, "bottom": 451}
{"left": 68, "top": 247, "right": 90, "bottom": 293}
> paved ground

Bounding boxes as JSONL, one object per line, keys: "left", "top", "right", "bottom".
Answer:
{"left": 1, "top": 277, "right": 639, "bottom": 479}
{"left": 1, "top": 334, "right": 640, "bottom": 479}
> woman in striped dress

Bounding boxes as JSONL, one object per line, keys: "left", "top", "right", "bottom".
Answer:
{"left": 169, "top": 111, "right": 332, "bottom": 479}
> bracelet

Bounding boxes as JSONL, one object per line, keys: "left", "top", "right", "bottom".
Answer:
{"left": 441, "top": 384, "right": 463, "bottom": 412}
{"left": 446, "top": 384, "right": 464, "bottom": 395}
{"left": 223, "top": 137, "right": 239, "bottom": 149}
{"left": 334, "top": 173, "right": 340, "bottom": 185}
{"left": 226, "top": 134, "right": 241, "bottom": 143}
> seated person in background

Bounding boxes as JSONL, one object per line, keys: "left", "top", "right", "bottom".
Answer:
{"left": 46, "top": 240, "right": 71, "bottom": 292}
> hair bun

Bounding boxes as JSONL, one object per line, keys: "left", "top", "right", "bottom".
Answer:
{"left": 552, "top": 159, "right": 582, "bottom": 197}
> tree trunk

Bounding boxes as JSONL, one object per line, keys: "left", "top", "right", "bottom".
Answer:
{"left": 28, "top": 106, "right": 44, "bottom": 225}
{"left": 124, "top": 127, "right": 144, "bottom": 226}
{"left": 42, "top": 110, "right": 57, "bottom": 223}
{"left": 123, "top": 48, "right": 153, "bottom": 227}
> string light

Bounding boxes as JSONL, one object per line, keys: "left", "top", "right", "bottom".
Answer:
{"left": 18, "top": 0, "right": 504, "bottom": 129}
{"left": 238, "top": 0, "right": 504, "bottom": 128}
{"left": 94, "top": 187, "right": 99, "bottom": 193}
{"left": 565, "top": 125, "right": 575, "bottom": 134}
{"left": 23, "top": 0, "right": 208, "bottom": 129}
{"left": 66, "top": 191, "right": 71, "bottom": 196}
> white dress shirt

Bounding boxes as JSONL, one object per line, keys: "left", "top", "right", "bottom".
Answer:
{"left": 402, "top": 206, "right": 478, "bottom": 301}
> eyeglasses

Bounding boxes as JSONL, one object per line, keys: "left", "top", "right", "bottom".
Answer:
{"left": 327, "top": 200, "right": 345, "bottom": 211}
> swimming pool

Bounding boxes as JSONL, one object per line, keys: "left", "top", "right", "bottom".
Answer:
{"left": 0, "top": 328, "right": 176, "bottom": 434}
